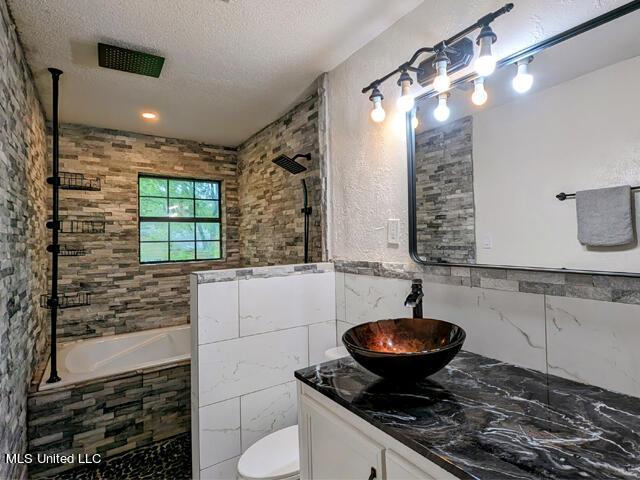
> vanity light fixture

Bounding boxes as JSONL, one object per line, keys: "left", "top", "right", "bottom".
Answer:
{"left": 433, "top": 93, "right": 450, "bottom": 122}
{"left": 396, "top": 70, "right": 415, "bottom": 112}
{"left": 369, "top": 87, "right": 386, "bottom": 123}
{"left": 471, "top": 77, "right": 488, "bottom": 106}
{"left": 432, "top": 51, "right": 451, "bottom": 93}
{"left": 361, "top": 3, "right": 513, "bottom": 123}
{"left": 474, "top": 25, "right": 498, "bottom": 77}
{"left": 512, "top": 56, "right": 534, "bottom": 93}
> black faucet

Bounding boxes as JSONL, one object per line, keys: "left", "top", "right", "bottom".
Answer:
{"left": 404, "top": 279, "right": 424, "bottom": 318}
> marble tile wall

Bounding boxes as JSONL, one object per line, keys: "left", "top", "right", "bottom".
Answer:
{"left": 335, "top": 263, "right": 640, "bottom": 399}
{"left": 191, "top": 263, "right": 336, "bottom": 479}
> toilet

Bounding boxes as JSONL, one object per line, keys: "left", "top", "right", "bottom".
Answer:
{"left": 237, "top": 346, "right": 349, "bottom": 480}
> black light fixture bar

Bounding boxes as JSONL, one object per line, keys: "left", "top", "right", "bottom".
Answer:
{"left": 361, "top": 3, "right": 514, "bottom": 95}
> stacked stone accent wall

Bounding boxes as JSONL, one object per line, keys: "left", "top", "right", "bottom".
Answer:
{"left": 0, "top": 2, "right": 49, "bottom": 478}
{"left": 51, "top": 125, "right": 239, "bottom": 340}
{"left": 414, "top": 115, "right": 475, "bottom": 263}
{"left": 237, "top": 94, "right": 323, "bottom": 266}
{"left": 27, "top": 361, "right": 190, "bottom": 478}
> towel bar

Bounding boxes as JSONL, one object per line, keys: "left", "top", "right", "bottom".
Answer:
{"left": 556, "top": 186, "right": 640, "bottom": 201}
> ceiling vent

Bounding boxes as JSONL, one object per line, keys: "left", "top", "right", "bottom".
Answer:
{"left": 98, "top": 43, "right": 165, "bottom": 78}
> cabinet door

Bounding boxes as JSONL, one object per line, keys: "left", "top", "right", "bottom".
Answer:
{"left": 303, "top": 398, "right": 383, "bottom": 480}
{"left": 386, "top": 450, "right": 436, "bottom": 480}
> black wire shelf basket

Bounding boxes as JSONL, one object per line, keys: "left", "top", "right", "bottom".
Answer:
{"left": 57, "top": 172, "right": 101, "bottom": 191}
{"left": 47, "top": 244, "right": 88, "bottom": 256}
{"left": 40, "top": 292, "right": 91, "bottom": 310}
{"left": 58, "top": 220, "right": 106, "bottom": 234}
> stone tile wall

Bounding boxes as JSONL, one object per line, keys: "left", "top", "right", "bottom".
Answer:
{"left": 27, "top": 361, "right": 190, "bottom": 478}
{"left": 51, "top": 124, "right": 240, "bottom": 340}
{"left": 414, "top": 115, "right": 475, "bottom": 263}
{"left": 0, "top": 2, "right": 49, "bottom": 478}
{"left": 237, "top": 94, "right": 323, "bottom": 266}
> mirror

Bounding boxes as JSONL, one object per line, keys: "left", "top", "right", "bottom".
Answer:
{"left": 409, "top": 7, "right": 640, "bottom": 274}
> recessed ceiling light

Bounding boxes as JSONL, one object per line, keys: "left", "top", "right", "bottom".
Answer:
{"left": 141, "top": 112, "right": 157, "bottom": 120}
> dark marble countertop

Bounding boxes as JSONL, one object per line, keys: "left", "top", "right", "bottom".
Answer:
{"left": 294, "top": 351, "right": 640, "bottom": 479}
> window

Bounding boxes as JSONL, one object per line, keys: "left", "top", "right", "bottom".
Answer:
{"left": 138, "top": 175, "right": 222, "bottom": 263}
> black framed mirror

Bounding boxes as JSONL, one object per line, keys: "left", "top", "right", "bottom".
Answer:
{"left": 408, "top": 1, "right": 640, "bottom": 277}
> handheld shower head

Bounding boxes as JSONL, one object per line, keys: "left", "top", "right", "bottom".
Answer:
{"left": 272, "top": 153, "right": 311, "bottom": 174}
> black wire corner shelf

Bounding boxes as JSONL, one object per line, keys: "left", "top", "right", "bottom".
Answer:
{"left": 40, "top": 292, "right": 91, "bottom": 310}
{"left": 56, "top": 220, "right": 106, "bottom": 234}
{"left": 47, "top": 172, "right": 101, "bottom": 191}
{"left": 47, "top": 244, "right": 87, "bottom": 256}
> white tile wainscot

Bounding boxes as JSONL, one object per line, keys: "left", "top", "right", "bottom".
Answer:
{"left": 190, "top": 263, "right": 337, "bottom": 479}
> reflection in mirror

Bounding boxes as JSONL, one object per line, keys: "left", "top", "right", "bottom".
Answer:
{"left": 412, "top": 8, "right": 640, "bottom": 273}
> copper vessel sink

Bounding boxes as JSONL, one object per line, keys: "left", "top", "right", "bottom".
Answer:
{"left": 342, "top": 318, "right": 466, "bottom": 380}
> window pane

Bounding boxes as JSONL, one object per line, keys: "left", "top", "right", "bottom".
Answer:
{"left": 140, "top": 242, "right": 168, "bottom": 262}
{"left": 196, "top": 222, "right": 220, "bottom": 241}
{"left": 168, "top": 198, "right": 194, "bottom": 217}
{"left": 140, "top": 177, "right": 167, "bottom": 197}
{"left": 140, "top": 222, "right": 168, "bottom": 241}
{"left": 140, "top": 197, "right": 167, "bottom": 217}
{"left": 197, "top": 241, "right": 221, "bottom": 260}
{"left": 169, "top": 180, "right": 194, "bottom": 198}
{"left": 170, "top": 223, "right": 195, "bottom": 241}
{"left": 195, "top": 181, "right": 218, "bottom": 200}
{"left": 196, "top": 200, "right": 219, "bottom": 218}
{"left": 170, "top": 242, "right": 195, "bottom": 261}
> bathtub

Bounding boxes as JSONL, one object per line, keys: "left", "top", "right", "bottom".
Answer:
{"left": 39, "top": 324, "right": 190, "bottom": 390}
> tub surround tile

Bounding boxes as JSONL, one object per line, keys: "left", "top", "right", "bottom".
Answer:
{"left": 344, "top": 274, "right": 412, "bottom": 325}
{"left": 240, "top": 382, "right": 297, "bottom": 452}
{"left": 27, "top": 362, "right": 190, "bottom": 478}
{"left": 198, "top": 327, "right": 308, "bottom": 407}
{"left": 308, "top": 320, "right": 338, "bottom": 365}
{"left": 296, "top": 351, "right": 640, "bottom": 480}
{"left": 195, "top": 262, "right": 334, "bottom": 285}
{"left": 239, "top": 272, "right": 334, "bottom": 336}
{"left": 198, "top": 281, "right": 239, "bottom": 344}
{"left": 199, "top": 398, "right": 241, "bottom": 469}
{"left": 546, "top": 295, "right": 640, "bottom": 398}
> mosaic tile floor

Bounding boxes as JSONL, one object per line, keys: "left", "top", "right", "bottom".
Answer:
{"left": 41, "top": 434, "right": 191, "bottom": 480}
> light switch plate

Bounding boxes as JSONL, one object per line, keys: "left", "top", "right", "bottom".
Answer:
{"left": 482, "top": 234, "right": 493, "bottom": 249}
{"left": 387, "top": 219, "right": 400, "bottom": 244}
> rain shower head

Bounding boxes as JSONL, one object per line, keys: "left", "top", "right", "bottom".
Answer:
{"left": 272, "top": 153, "right": 311, "bottom": 175}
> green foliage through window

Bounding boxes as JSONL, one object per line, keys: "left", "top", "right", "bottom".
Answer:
{"left": 139, "top": 176, "right": 221, "bottom": 263}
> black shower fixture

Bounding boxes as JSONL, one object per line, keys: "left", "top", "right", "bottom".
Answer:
{"left": 98, "top": 43, "right": 165, "bottom": 78}
{"left": 272, "top": 153, "right": 312, "bottom": 263}
{"left": 272, "top": 153, "right": 311, "bottom": 175}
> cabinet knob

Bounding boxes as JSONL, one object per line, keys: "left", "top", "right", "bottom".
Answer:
{"left": 368, "top": 467, "right": 377, "bottom": 480}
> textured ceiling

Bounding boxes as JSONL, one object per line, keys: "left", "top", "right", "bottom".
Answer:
{"left": 8, "top": 0, "right": 423, "bottom": 146}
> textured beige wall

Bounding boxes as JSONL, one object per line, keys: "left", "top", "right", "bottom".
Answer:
{"left": 326, "top": 0, "right": 630, "bottom": 264}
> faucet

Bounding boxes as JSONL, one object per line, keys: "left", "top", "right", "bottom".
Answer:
{"left": 404, "top": 278, "right": 423, "bottom": 318}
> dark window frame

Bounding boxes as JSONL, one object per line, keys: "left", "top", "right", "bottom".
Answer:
{"left": 138, "top": 174, "right": 223, "bottom": 264}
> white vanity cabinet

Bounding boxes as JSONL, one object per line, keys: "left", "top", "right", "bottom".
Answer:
{"left": 298, "top": 383, "right": 460, "bottom": 480}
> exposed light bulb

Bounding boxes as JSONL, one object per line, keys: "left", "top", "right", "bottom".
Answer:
{"left": 141, "top": 112, "right": 157, "bottom": 120}
{"left": 396, "top": 71, "right": 415, "bottom": 112}
{"left": 412, "top": 115, "right": 419, "bottom": 129}
{"left": 370, "top": 99, "right": 386, "bottom": 123}
{"left": 512, "top": 60, "right": 534, "bottom": 93}
{"left": 369, "top": 88, "right": 386, "bottom": 123}
{"left": 475, "top": 26, "right": 497, "bottom": 77}
{"left": 471, "top": 77, "right": 488, "bottom": 106}
{"left": 432, "top": 59, "right": 450, "bottom": 93}
{"left": 433, "top": 94, "right": 450, "bottom": 122}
